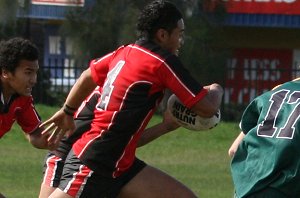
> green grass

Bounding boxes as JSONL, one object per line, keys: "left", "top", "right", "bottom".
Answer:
{"left": 0, "top": 104, "right": 241, "bottom": 198}
{"left": 0, "top": 104, "right": 58, "bottom": 197}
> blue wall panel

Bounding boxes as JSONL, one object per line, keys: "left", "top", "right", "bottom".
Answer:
{"left": 225, "top": 13, "right": 300, "bottom": 29}
{"left": 17, "top": 4, "right": 73, "bottom": 20}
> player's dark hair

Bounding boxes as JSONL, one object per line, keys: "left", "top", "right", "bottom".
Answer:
{"left": 136, "top": 0, "right": 183, "bottom": 40}
{"left": 0, "top": 37, "right": 39, "bottom": 74}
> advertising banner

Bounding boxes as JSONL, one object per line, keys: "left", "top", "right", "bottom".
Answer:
{"left": 225, "top": 48, "right": 293, "bottom": 104}
{"left": 204, "top": 0, "right": 300, "bottom": 15}
{"left": 224, "top": 0, "right": 300, "bottom": 15}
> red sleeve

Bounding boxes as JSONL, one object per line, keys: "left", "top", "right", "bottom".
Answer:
{"left": 90, "top": 52, "right": 114, "bottom": 86}
{"left": 16, "top": 96, "right": 41, "bottom": 134}
{"left": 184, "top": 89, "right": 208, "bottom": 108}
{"left": 157, "top": 58, "right": 208, "bottom": 108}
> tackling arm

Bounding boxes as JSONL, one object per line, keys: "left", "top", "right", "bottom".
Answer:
{"left": 40, "top": 68, "right": 97, "bottom": 145}
{"left": 25, "top": 127, "right": 58, "bottom": 150}
{"left": 228, "top": 132, "right": 245, "bottom": 158}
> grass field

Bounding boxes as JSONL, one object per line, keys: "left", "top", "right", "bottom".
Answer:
{"left": 0, "top": 104, "right": 241, "bottom": 198}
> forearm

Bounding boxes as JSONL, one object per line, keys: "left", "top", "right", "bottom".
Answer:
{"left": 138, "top": 114, "right": 179, "bottom": 148}
{"left": 26, "top": 129, "right": 50, "bottom": 149}
{"left": 38, "top": 70, "right": 96, "bottom": 148}
{"left": 228, "top": 132, "right": 245, "bottom": 157}
{"left": 64, "top": 69, "right": 97, "bottom": 109}
{"left": 137, "top": 123, "right": 171, "bottom": 147}
{"left": 28, "top": 136, "right": 48, "bottom": 149}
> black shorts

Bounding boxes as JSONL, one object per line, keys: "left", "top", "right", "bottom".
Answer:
{"left": 42, "top": 118, "right": 93, "bottom": 187}
{"left": 42, "top": 152, "right": 65, "bottom": 187}
{"left": 58, "top": 149, "right": 146, "bottom": 198}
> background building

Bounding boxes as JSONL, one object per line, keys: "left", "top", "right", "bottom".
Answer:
{"left": 221, "top": 0, "right": 300, "bottom": 104}
{"left": 15, "top": 0, "right": 300, "bottom": 119}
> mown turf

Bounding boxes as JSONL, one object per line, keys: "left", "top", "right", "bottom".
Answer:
{"left": 0, "top": 104, "right": 240, "bottom": 197}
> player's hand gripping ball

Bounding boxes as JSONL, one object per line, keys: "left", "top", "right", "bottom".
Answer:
{"left": 167, "top": 94, "right": 221, "bottom": 131}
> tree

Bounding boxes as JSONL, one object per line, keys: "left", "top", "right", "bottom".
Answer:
{"left": 0, "top": 0, "right": 18, "bottom": 39}
{"left": 61, "top": 0, "right": 147, "bottom": 60}
{"left": 61, "top": 0, "right": 228, "bottom": 84}
{"left": 178, "top": 0, "right": 229, "bottom": 85}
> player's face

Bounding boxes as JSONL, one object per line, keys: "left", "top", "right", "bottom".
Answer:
{"left": 163, "top": 19, "right": 185, "bottom": 55}
{"left": 5, "top": 60, "right": 39, "bottom": 96}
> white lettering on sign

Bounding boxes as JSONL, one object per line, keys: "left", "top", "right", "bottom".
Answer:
{"left": 224, "top": 87, "right": 270, "bottom": 104}
{"left": 224, "top": 88, "right": 234, "bottom": 104}
{"left": 243, "top": 59, "right": 280, "bottom": 81}
{"left": 238, "top": 88, "right": 257, "bottom": 104}
{"left": 222, "top": 0, "right": 296, "bottom": 3}
{"left": 227, "top": 59, "right": 237, "bottom": 80}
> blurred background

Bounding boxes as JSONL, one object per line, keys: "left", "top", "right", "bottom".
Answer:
{"left": 2, "top": 0, "right": 300, "bottom": 121}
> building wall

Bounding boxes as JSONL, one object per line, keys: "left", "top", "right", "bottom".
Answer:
{"left": 221, "top": 26, "right": 300, "bottom": 105}
{"left": 222, "top": 26, "right": 300, "bottom": 49}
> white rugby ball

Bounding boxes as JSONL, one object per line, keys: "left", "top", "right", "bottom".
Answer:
{"left": 167, "top": 94, "right": 221, "bottom": 131}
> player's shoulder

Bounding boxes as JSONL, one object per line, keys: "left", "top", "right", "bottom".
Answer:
{"left": 271, "top": 78, "right": 300, "bottom": 91}
{"left": 292, "top": 77, "right": 300, "bottom": 83}
{"left": 134, "top": 39, "right": 175, "bottom": 61}
{"left": 13, "top": 95, "right": 34, "bottom": 106}
{"left": 3, "top": 95, "right": 34, "bottom": 114}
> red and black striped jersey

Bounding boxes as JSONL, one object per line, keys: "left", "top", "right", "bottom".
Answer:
{"left": 55, "top": 87, "right": 101, "bottom": 156}
{"left": 73, "top": 40, "right": 208, "bottom": 178}
{"left": 0, "top": 94, "right": 41, "bottom": 138}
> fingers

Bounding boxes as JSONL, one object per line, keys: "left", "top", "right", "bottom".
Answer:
{"left": 43, "top": 123, "right": 74, "bottom": 142}
{"left": 47, "top": 125, "right": 61, "bottom": 142}
{"left": 39, "top": 118, "right": 54, "bottom": 128}
{"left": 41, "top": 122, "right": 63, "bottom": 143}
{"left": 228, "top": 149, "right": 234, "bottom": 158}
{"left": 56, "top": 130, "right": 66, "bottom": 142}
{"left": 39, "top": 111, "right": 75, "bottom": 150}
{"left": 47, "top": 130, "right": 64, "bottom": 151}
{"left": 41, "top": 123, "right": 56, "bottom": 135}
{"left": 46, "top": 127, "right": 69, "bottom": 150}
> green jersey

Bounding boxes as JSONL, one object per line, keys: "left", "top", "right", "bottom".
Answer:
{"left": 231, "top": 79, "right": 300, "bottom": 198}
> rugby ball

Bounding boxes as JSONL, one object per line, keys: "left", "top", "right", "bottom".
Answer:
{"left": 167, "top": 94, "right": 221, "bottom": 131}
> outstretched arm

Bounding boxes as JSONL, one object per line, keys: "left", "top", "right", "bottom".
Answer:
{"left": 228, "top": 132, "right": 245, "bottom": 158}
{"left": 137, "top": 110, "right": 179, "bottom": 147}
{"left": 25, "top": 127, "right": 58, "bottom": 150}
{"left": 40, "top": 68, "right": 97, "bottom": 145}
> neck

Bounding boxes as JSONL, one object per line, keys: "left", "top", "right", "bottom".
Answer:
{"left": 0, "top": 81, "right": 14, "bottom": 104}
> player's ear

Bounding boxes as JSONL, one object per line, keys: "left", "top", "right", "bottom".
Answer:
{"left": 1, "top": 69, "right": 8, "bottom": 78}
{"left": 155, "top": 28, "right": 169, "bottom": 43}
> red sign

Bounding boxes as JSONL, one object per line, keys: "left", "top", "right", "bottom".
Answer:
{"left": 32, "top": 0, "right": 84, "bottom": 6}
{"left": 203, "top": 0, "right": 300, "bottom": 15}
{"left": 225, "top": 0, "right": 300, "bottom": 15}
{"left": 225, "top": 49, "right": 292, "bottom": 104}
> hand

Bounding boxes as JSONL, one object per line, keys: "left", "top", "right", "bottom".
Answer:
{"left": 40, "top": 108, "right": 75, "bottom": 148}
{"left": 228, "top": 146, "right": 237, "bottom": 158}
{"left": 162, "top": 110, "right": 180, "bottom": 131}
{"left": 27, "top": 127, "right": 61, "bottom": 151}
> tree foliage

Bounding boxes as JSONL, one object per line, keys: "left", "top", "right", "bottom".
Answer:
{"left": 180, "top": 0, "right": 229, "bottom": 85}
{"left": 61, "top": 0, "right": 149, "bottom": 60}
{"left": 61, "top": 0, "right": 229, "bottom": 84}
{"left": 0, "top": 0, "right": 18, "bottom": 39}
